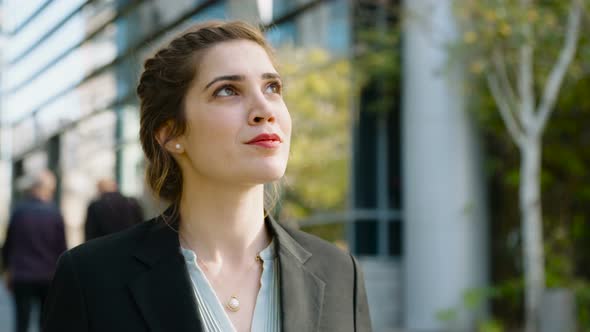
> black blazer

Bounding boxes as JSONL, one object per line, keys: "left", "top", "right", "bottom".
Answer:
{"left": 42, "top": 212, "right": 372, "bottom": 332}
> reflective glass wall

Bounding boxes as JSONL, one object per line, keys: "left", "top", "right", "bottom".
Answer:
{"left": 1, "top": 0, "right": 399, "bottom": 256}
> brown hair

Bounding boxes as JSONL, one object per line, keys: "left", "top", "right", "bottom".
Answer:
{"left": 137, "top": 20, "right": 276, "bottom": 208}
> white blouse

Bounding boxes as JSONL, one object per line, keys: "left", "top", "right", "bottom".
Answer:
{"left": 180, "top": 240, "right": 281, "bottom": 332}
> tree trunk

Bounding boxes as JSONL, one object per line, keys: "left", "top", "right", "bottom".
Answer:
{"left": 520, "top": 138, "right": 545, "bottom": 332}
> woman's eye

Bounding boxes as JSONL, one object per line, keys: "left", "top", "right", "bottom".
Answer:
{"left": 214, "top": 86, "right": 237, "bottom": 97}
{"left": 265, "top": 82, "right": 282, "bottom": 95}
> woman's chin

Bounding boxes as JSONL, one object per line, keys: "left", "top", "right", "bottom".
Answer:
{"left": 246, "top": 164, "right": 287, "bottom": 184}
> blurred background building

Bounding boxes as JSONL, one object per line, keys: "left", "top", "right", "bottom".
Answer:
{"left": 0, "top": 0, "right": 489, "bottom": 331}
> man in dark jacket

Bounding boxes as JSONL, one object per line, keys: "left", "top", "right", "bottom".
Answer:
{"left": 2, "top": 169, "right": 67, "bottom": 332}
{"left": 84, "top": 179, "right": 143, "bottom": 241}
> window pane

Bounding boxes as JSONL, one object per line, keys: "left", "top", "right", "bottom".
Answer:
{"left": 355, "top": 220, "right": 378, "bottom": 255}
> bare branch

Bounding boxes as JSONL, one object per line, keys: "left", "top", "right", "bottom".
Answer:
{"left": 487, "top": 73, "right": 525, "bottom": 147}
{"left": 492, "top": 47, "right": 519, "bottom": 112}
{"left": 535, "top": 0, "right": 583, "bottom": 135}
{"left": 518, "top": 0, "right": 535, "bottom": 132}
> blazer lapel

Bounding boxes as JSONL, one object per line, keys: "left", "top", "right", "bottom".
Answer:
{"left": 126, "top": 211, "right": 326, "bottom": 332}
{"left": 267, "top": 216, "right": 326, "bottom": 332}
{"left": 128, "top": 219, "right": 203, "bottom": 332}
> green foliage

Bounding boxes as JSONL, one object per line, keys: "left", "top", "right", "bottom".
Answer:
{"left": 464, "top": 287, "right": 499, "bottom": 310}
{"left": 353, "top": 3, "right": 401, "bottom": 114}
{"left": 436, "top": 286, "right": 509, "bottom": 331}
{"left": 353, "top": 28, "right": 401, "bottom": 114}
{"left": 573, "top": 280, "right": 590, "bottom": 328}
{"left": 452, "top": 0, "right": 583, "bottom": 74}
{"left": 451, "top": 0, "right": 590, "bottom": 129}
{"left": 479, "top": 320, "right": 504, "bottom": 332}
{"left": 300, "top": 223, "right": 346, "bottom": 249}
{"left": 276, "top": 48, "right": 351, "bottom": 231}
{"left": 545, "top": 218, "right": 575, "bottom": 288}
{"left": 436, "top": 308, "right": 458, "bottom": 324}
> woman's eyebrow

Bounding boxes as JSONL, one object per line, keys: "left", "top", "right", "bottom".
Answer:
{"left": 262, "top": 73, "right": 281, "bottom": 80}
{"left": 204, "top": 73, "right": 282, "bottom": 91}
{"left": 204, "top": 75, "right": 244, "bottom": 90}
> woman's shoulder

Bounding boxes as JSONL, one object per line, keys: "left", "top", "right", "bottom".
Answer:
{"left": 65, "top": 219, "right": 159, "bottom": 269}
{"left": 282, "top": 224, "right": 347, "bottom": 253}
{"left": 276, "top": 223, "right": 356, "bottom": 272}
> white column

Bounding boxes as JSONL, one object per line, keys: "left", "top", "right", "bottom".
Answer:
{"left": 228, "top": 0, "right": 260, "bottom": 22}
{"left": 402, "top": 0, "right": 488, "bottom": 330}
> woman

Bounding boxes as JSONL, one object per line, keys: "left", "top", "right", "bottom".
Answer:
{"left": 42, "top": 21, "right": 371, "bottom": 332}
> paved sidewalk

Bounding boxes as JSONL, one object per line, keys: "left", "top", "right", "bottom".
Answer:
{"left": 0, "top": 277, "right": 40, "bottom": 332}
{"left": 0, "top": 277, "right": 13, "bottom": 332}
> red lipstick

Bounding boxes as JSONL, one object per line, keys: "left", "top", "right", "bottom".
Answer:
{"left": 246, "top": 133, "right": 282, "bottom": 148}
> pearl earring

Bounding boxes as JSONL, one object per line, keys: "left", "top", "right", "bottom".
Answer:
{"left": 175, "top": 144, "right": 181, "bottom": 150}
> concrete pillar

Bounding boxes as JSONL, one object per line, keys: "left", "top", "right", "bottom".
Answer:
{"left": 402, "top": 0, "right": 488, "bottom": 330}
{"left": 361, "top": 258, "right": 402, "bottom": 330}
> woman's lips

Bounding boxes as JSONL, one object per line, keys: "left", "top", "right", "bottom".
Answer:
{"left": 246, "top": 133, "right": 281, "bottom": 148}
{"left": 248, "top": 140, "right": 281, "bottom": 148}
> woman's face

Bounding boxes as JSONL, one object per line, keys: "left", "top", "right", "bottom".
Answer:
{"left": 176, "top": 40, "right": 291, "bottom": 186}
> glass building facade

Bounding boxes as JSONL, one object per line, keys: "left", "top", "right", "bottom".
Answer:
{"left": 1, "top": 0, "right": 401, "bottom": 257}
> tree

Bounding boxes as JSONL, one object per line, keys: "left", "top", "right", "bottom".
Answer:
{"left": 453, "top": 1, "right": 587, "bottom": 330}
{"left": 483, "top": 54, "right": 590, "bottom": 330}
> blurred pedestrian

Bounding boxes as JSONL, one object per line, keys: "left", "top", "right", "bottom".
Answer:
{"left": 2, "top": 170, "right": 66, "bottom": 332}
{"left": 43, "top": 21, "right": 371, "bottom": 332}
{"left": 84, "top": 179, "right": 144, "bottom": 241}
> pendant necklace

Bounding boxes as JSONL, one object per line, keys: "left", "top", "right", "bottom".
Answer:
{"left": 179, "top": 231, "right": 263, "bottom": 313}
{"left": 197, "top": 254, "right": 262, "bottom": 312}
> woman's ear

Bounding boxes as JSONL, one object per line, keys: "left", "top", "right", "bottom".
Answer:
{"left": 156, "top": 123, "right": 184, "bottom": 154}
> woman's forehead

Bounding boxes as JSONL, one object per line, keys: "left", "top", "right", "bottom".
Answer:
{"left": 196, "top": 40, "right": 277, "bottom": 82}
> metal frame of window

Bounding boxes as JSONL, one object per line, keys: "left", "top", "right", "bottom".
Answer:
{"left": 4, "top": 0, "right": 53, "bottom": 36}
{"left": 7, "top": 0, "right": 97, "bottom": 66}
{"left": 7, "top": 0, "right": 327, "bottom": 158}
{"left": 289, "top": 209, "right": 402, "bottom": 227}
{"left": 3, "top": 0, "right": 145, "bottom": 97}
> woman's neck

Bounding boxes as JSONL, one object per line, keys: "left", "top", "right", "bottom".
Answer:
{"left": 178, "top": 178, "right": 270, "bottom": 265}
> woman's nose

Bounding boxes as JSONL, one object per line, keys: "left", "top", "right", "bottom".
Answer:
{"left": 248, "top": 95, "right": 275, "bottom": 125}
